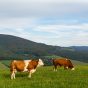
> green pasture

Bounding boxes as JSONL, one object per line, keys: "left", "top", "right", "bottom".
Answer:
{"left": 0, "top": 62, "right": 88, "bottom": 88}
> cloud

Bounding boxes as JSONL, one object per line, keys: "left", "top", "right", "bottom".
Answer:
{"left": 0, "top": 0, "right": 88, "bottom": 28}
{"left": 0, "top": 18, "right": 36, "bottom": 29}
{"left": 31, "top": 23, "right": 88, "bottom": 46}
{"left": 32, "top": 23, "right": 88, "bottom": 46}
{"left": 33, "top": 23, "right": 88, "bottom": 34}
{"left": 1, "top": 22, "right": 88, "bottom": 46}
{"left": 0, "top": 0, "right": 88, "bottom": 46}
{"left": 0, "top": 0, "right": 88, "bottom": 18}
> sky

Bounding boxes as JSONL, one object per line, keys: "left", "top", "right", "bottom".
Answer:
{"left": 0, "top": 0, "right": 88, "bottom": 46}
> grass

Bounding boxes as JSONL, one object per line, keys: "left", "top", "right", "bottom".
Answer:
{"left": 0, "top": 64, "right": 88, "bottom": 88}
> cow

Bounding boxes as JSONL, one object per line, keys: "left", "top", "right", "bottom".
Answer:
{"left": 10, "top": 59, "right": 44, "bottom": 79}
{"left": 52, "top": 58, "right": 75, "bottom": 71}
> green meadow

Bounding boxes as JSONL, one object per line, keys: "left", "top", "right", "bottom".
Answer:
{"left": 0, "top": 62, "right": 88, "bottom": 88}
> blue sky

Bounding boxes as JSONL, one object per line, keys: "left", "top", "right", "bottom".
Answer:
{"left": 0, "top": 0, "right": 88, "bottom": 46}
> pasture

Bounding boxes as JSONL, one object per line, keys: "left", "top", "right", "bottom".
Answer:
{"left": 0, "top": 62, "right": 88, "bottom": 88}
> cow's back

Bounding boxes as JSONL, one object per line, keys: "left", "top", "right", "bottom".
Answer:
{"left": 53, "top": 58, "right": 68, "bottom": 66}
{"left": 10, "top": 60, "right": 25, "bottom": 72}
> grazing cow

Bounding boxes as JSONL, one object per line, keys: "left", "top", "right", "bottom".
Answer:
{"left": 10, "top": 59, "right": 44, "bottom": 79}
{"left": 52, "top": 58, "right": 75, "bottom": 71}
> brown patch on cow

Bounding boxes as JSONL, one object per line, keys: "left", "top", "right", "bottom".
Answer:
{"left": 10, "top": 60, "right": 25, "bottom": 72}
{"left": 27, "top": 60, "right": 38, "bottom": 71}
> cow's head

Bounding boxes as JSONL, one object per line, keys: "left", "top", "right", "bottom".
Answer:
{"left": 70, "top": 65, "right": 75, "bottom": 70}
{"left": 67, "top": 59, "right": 75, "bottom": 70}
{"left": 71, "top": 67, "right": 75, "bottom": 70}
{"left": 37, "top": 59, "right": 44, "bottom": 67}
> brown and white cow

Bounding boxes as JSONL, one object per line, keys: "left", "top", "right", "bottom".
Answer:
{"left": 52, "top": 58, "right": 75, "bottom": 71}
{"left": 10, "top": 59, "right": 44, "bottom": 79}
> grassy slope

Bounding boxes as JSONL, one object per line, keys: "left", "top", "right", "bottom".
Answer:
{"left": 0, "top": 64, "right": 88, "bottom": 88}
{"left": 71, "top": 60, "right": 88, "bottom": 65}
{"left": 0, "top": 62, "right": 8, "bottom": 69}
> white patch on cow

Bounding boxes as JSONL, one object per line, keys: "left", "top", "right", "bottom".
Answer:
{"left": 13, "top": 60, "right": 17, "bottom": 63}
{"left": 66, "top": 66, "right": 68, "bottom": 69}
{"left": 71, "top": 68, "right": 75, "bottom": 70}
{"left": 37, "top": 59, "right": 44, "bottom": 67}
{"left": 23, "top": 60, "right": 31, "bottom": 72}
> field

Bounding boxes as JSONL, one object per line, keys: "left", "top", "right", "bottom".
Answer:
{"left": 0, "top": 62, "right": 88, "bottom": 88}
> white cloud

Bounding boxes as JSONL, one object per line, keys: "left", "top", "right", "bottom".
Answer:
{"left": 1, "top": 0, "right": 88, "bottom": 3}
{"left": 0, "top": 18, "right": 36, "bottom": 29}
{"left": 0, "top": 23, "right": 88, "bottom": 46}
{"left": 0, "top": 0, "right": 88, "bottom": 46}
{"left": 33, "top": 24, "right": 88, "bottom": 34}
{"left": 0, "top": 0, "right": 88, "bottom": 28}
{"left": 0, "top": 0, "right": 88, "bottom": 18}
{"left": 27, "top": 23, "right": 88, "bottom": 46}
{"left": 1, "top": 23, "right": 88, "bottom": 46}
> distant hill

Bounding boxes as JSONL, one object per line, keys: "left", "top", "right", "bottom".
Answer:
{"left": 0, "top": 34, "right": 88, "bottom": 63}
{"left": 0, "top": 34, "right": 57, "bottom": 56}
{"left": 71, "top": 46, "right": 88, "bottom": 51}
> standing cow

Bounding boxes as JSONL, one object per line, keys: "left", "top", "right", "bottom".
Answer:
{"left": 10, "top": 59, "right": 44, "bottom": 79}
{"left": 52, "top": 58, "right": 75, "bottom": 71}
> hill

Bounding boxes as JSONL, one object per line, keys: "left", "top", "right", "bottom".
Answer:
{"left": 0, "top": 34, "right": 88, "bottom": 63}
{"left": 71, "top": 46, "right": 88, "bottom": 51}
{"left": 0, "top": 34, "right": 57, "bottom": 58}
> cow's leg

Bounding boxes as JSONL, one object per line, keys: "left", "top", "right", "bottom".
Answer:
{"left": 11, "top": 71, "right": 15, "bottom": 79}
{"left": 13, "top": 72, "right": 16, "bottom": 79}
{"left": 28, "top": 72, "right": 31, "bottom": 78}
{"left": 54, "top": 65, "right": 57, "bottom": 71}
{"left": 11, "top": 72, "right": 13, "bottom": 79}
{"left": 11, "top": 69, "right": 17, "bottom": 79}
{"left": 28, "top": 69, "right": 36, "bottom": 78}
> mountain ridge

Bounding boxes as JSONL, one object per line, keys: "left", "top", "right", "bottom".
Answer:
{"left": 0, "top": 34, "right": 88, "bottom": 63}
